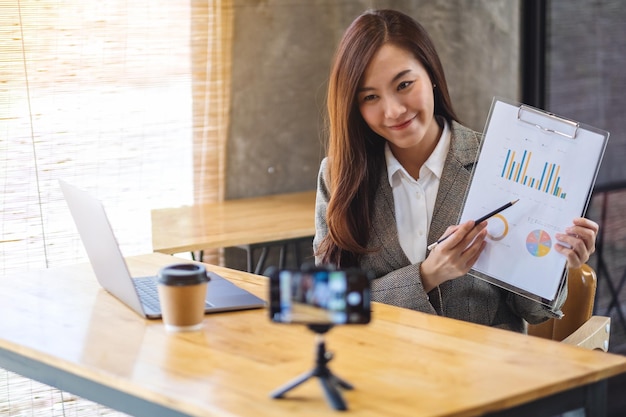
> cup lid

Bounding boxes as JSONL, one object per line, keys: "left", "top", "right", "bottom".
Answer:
{"left": 157, "top": 263, "right": 209, "bottom": 286}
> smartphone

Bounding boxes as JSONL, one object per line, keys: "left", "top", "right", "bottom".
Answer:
{"left": 268, "top": 267, "right": 372, "bottom": 325}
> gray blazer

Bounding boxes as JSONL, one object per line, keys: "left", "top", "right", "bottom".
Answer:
{"left": 314, "top": 121, "right": 565, "bottom": 332}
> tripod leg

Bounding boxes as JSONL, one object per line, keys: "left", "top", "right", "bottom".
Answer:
{"left": 270, "top": 369, "right": 315, "bottom": 399}
{"left": 270, "top": 326, "right": 354, "bottom": 410}
{"left": 318, "top": 375, "right": 348, "bottom": 411}
{"left": 328, "top": 372, "right": 354, "bottom": 390}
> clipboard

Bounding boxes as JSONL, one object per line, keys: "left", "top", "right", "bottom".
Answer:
{"left": 459, "top": 97, "right": 609, "bottom": 310}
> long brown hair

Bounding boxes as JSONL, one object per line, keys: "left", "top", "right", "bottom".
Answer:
{"left": 318, "top": 9, "right": 459, "bottom": 267}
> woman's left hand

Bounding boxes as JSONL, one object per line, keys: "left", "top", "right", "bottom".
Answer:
{"left": 554, "top": 217, "right": 599, "bottom": 269}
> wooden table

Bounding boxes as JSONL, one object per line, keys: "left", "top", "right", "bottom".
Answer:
{"left": 1, "top": 252, "right": 626, "bottom": 417}
{"left": 151, "top": 191, "right": 316, "bottom": 273}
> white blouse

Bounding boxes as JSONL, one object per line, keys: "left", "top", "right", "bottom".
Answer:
{"left": 384, "top": 119, "right": 451, "bottom": 263}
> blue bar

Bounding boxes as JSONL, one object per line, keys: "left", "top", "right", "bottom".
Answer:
{"left": 501, "top": 149, "right": 511, "bottom": 177}
{"left": 538, "top": 163, "right": 547, "bottom": 190}
{"left": 553, "top": 177, "right": 561, "bottom": 196}
{"left": 508, "top": 162, "right": 516, "bottom": 180}
{"left": 546, "top": 164, "right": 555, "bottom": 193}
{"left": 516, "top": 150, "right": 527, "bottom": 183}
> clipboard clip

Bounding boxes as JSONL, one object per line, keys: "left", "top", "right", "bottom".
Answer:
{"left": 517, "top": 105, "right": 579, "bottom": 139}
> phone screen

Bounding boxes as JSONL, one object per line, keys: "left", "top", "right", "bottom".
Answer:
{"left": 269, "top": 268, "right": 371, "bottom": 325}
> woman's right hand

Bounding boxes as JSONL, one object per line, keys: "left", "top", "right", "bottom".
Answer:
{"left": 420, "top": 220, "right": 488, "bottom": 292}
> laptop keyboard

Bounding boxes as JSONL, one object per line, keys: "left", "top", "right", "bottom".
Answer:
{"left": 133, "top": 276, "right": 213, "bottom": 314}
{"left": 133, "top": 277, "right": 162, "bottom": 312}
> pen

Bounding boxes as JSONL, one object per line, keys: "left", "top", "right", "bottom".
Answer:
{"left": 427, "top": 199, "right": 520, "bottom": 251}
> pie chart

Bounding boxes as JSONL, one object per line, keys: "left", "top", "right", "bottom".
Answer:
{"left": 526, "top": 229, "right": 552, "bottom": 257}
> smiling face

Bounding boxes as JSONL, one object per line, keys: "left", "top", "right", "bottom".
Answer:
{"left": 357, "top": 43, "right": 441, "bottom": 158}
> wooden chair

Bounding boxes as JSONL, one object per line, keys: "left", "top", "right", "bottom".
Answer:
{"left": 527, "top": 264, "right": 611, "bottom": 351}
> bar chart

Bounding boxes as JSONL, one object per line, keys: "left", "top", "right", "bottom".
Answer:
{"left": 500, "top": 149, "right": 567, "bottom": 199}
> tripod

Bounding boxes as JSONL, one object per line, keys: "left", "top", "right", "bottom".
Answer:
{"left": 270, "top": 324, "right": 354, "bottom": 411}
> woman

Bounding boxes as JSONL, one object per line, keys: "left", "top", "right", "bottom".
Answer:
{"left": 313, "top": 9, "right": 599, "bottom": 332}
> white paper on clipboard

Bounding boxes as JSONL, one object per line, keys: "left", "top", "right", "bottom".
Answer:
{"left": 459, "top": 97, "right": 609, "bottom": 308}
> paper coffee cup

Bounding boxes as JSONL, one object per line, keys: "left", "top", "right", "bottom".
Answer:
{"left": 157, "top": 263, "right": 209, "bottom": 332}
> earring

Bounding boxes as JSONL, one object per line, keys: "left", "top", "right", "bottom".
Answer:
{"left": 433, "top": 84, "right": 436, "bottom": 89}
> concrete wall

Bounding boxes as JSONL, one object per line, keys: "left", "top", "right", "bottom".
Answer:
{"left": 224, "top": 0, "right": 520, "bottom": 270}
{"left": 227, "top": 0, "right": 520, "bottom": 199}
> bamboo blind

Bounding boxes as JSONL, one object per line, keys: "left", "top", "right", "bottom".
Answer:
{"left": 0, "top": 0, "right": 232, "bottom": 274}
{"left": 190, "top": 0, "right": 234, "bottom": 265}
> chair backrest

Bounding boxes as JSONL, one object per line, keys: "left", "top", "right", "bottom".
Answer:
{"left": 528, "top": 264, "right": 597, "bottom": 341}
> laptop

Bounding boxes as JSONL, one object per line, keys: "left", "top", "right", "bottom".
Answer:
{"left": 59, "top": 179, "right": 266, "bottom": 319}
